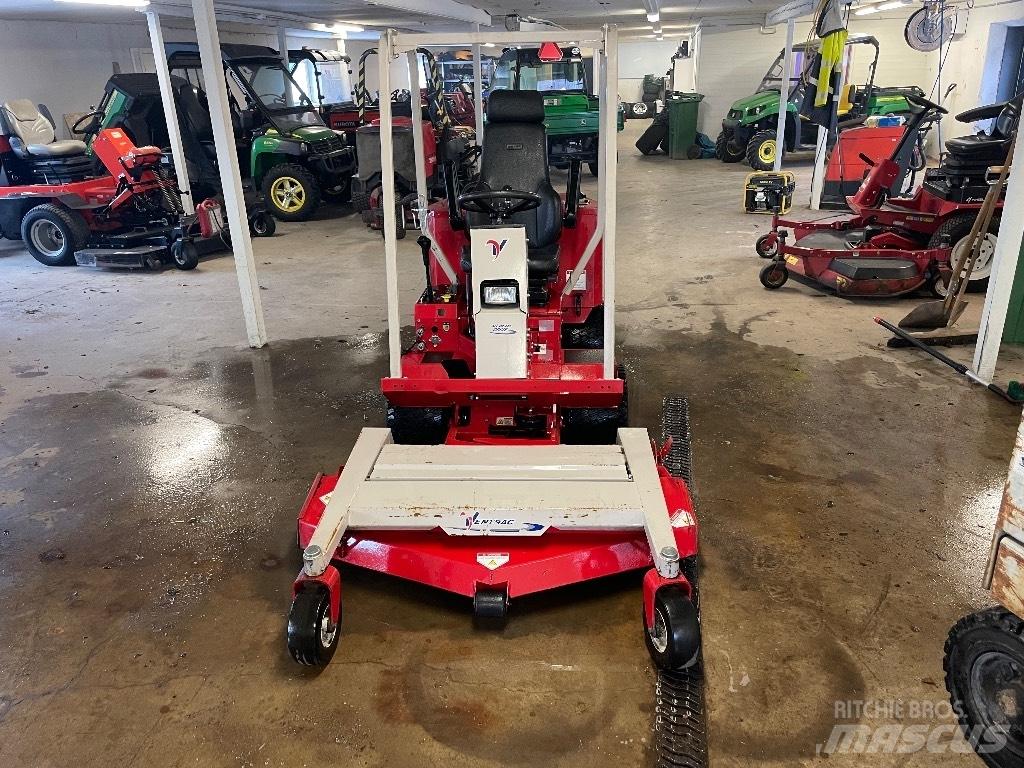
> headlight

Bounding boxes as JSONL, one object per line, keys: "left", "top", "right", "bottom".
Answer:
{"left": 300, "top": 142, "right": 309, "bottom": 153}
{"left": 750, "top": 105, "right": 764, "bottom": 116}
{"left": 481, "top": 282, "right": 519, "bottom": 306}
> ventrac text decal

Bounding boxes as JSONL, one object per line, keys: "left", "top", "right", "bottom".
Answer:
{"left": 490, "top": 323, "right": 517, "bottom": 335}
{"left": 486, "top": 238, "right": 508, "bottom": 258}
{"left": 443, "top": 512, "right": 548, "bottom": 536}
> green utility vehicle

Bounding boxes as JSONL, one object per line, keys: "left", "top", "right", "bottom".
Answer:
{"left": 166, "top": 43, "right": 356, "bottom": 221}
{"left": 492, "top": 46, "right": 622, "bottom": 176}
{"left": 717, "top": 34, "right": 922, "bottom": 171}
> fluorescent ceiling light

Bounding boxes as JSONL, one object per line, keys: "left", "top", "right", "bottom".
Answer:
{"left": 877, "top": 0, "right": 907, "bottom": 8}
{"left": 483, "top": 43, "right": 496, "bottom": 48}
{"left": 647, "top": 11, "right": 660, "bottom": 22}
{"left": 319, "top": 22, "right": 364, "bottom": 33}
{"left": 854, "top": 5, "right": 881, "bottom": 14}
{"left": 55, "top": 0, "right": 150, "bottom": 6}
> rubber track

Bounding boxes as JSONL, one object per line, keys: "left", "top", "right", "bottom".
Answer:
{"left": 654, "top": 396, "right": 707, "bottom": 768}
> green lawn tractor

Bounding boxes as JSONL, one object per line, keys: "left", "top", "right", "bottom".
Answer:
{"left": 492, "top": 45, "right": 622, "bottom": 176}
{"left": 166, "top": 43, "right": 356, "bottom": 221}
{"left": 717, "top": 34, "right": 922, "bottom": 171}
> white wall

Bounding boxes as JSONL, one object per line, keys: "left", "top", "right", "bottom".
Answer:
{"left": 0, "top": 17, "right": 336, "bottom": 138}
{"left": 617, "top": 40, "right": 687, "bottom": 102}
{"left": 694, "top": 15, "right": 935, "bottom": 136}
{"left": 924, "top": 0, "right": 1024, "bottom": 146}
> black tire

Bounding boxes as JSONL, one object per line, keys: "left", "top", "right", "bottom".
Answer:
{"left": 351, "top": 187, "right": 371, "bottom": 213}
{"left": 587, "top": 161, "right": 599, "bottom": 177}
{"left": 760, "top": 261, "right": 789, "bottom": 289}
{"left": 746, "top": 129, "right": 779, "bottom": 171}
{"left": 944, "top": 607, "right": 1024, "bottom": 768}
{"left": 171, "top": 240, "right": 199, "bottom": 271}
{"left": 631, "top": 101, "right": 651, "bottom": 118}
{"left": 248, "top": 211, "right": 276, "bottom": 238}
{"left": 660, "top": 396, "right": 693, "bottom": 488}
{"left": 20, "top": 203, "right": 90, "bottom": 266}
{"left": 562, "top": 363, "right": 627, "bottom": 444}
{"left": 322, "top": 176, "right": 353, "bottom": 203}
{"left": 645, "top": 585, "right": 701, "bottom": 671}
{"left": 755, "top": 233, "right": 779, "bottom": 259}
{"left": 262, "top": 164, "right": 321, "bottom": 222}
{"left": 636, "top": 120, "right": 669, "bottom": 155}
{"left": 386, "top": 405, "right": 451, "bottom": 444}
{"left": 473, "top": 586, "right": 509, "bottom": 629}
{"left": 287, "top": 585, "right": 340, "bottom": 667}
{"left": 928, "top": 212, "right": 1000, "bottom": 292}
{"left": 716, "top": 131, "right": 745, "bottom": 163}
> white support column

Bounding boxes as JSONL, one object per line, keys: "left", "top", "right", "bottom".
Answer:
{"left": 146, "top": 11, "right": 194, "bottom": 215}
{"left": 277, "top": 26, "right": 289, "bottom": 68}
{"left": 191, "top": 0, "right": 267, "bottom": 349}
{"left": 473, "top": 26, "right": 484, "bottom": 145}
{"left": 407, "top": 50, "right": 429, "bottom": 232}
{"left": 601, "top": 25, "right": 618, "bottom": 380}
{"left": 379, "top": 31, "right": 402, "bottom": 377}
{"left": 336, "top": 36, "right": 351, "bottom": 103}
{"left": 974, "top": 160, "right": 1024, "bottom": 381}
{"left": 773, "top": 19, "right": 794, "bottom": 173}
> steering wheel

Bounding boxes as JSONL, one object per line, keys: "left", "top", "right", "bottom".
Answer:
{"left": 258, "top": 93, "right": 287, "bottom": 107}
{"left": 906, "top": 92, "right": 948, "bottom": 115}
{"left": 72, "top": 110, "right": 104, "bottom": 135}
{"left": 458, "top": 189, "right": 542, "bottom": 220}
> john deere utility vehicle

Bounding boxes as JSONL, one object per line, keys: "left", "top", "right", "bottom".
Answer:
{"left": 167, "top": 43, "right": 356, "bottom": 221}
{"left": 717, "top": 34, "right": 921, "bottom": 171}
{"left": 492, "top": 44, "right": 622, "bottom": 176}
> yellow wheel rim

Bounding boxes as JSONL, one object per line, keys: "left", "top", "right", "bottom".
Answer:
{"left": 270, "top": 176, "right": 305, "bottom": 213}
{"left": 758, "top": 140, "right": 776, "bottom": 164}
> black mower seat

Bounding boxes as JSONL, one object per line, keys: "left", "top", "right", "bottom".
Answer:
{"left": 830, "top": 257, "right": 918, "bottom": 280}
{"left": 466, "top": 90, "right": 561, "bottom": 278}
{"left": 944, "top": 95, "right": 1020, "bottom": 162}
{"left": 1, "top": 99, "right": 87, "bottom": 158}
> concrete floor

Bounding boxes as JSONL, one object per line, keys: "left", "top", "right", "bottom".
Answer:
{"left": 1, "top": 121, "right": 1021, "bottom": 767}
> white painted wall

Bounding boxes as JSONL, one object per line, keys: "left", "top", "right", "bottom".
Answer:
{"left": 694, "top": 15, "right": 935, "bottom": 136}
{"left": 0, "top": 17, "right": 337, "bottom": 138}
{"left": 923, "top": 0, "right": 1024, "bottom": 147}
{"left": 617, "top": 40, "right": 688, "bottom": 102}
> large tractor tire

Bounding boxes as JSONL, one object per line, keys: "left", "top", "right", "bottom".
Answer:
{"left": 262, "top": 164, "right": 321, "bottom": 222}
{"left": 928, "top": 212, "right": 1000, "bottom": 292}
{"left": 21, "top": 203, "right": 90, "bottom": 267}
{"left": 746, "top": 130, "right": 779, "bottom": 171}
{"left": 715, "top": 131, "right": 745, "bottom": 163}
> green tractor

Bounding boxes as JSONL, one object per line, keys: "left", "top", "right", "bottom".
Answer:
{"left": 717, "top": 34, "right": 922, "bottom": 171}
{"left": 166, "top": 43, "right": 356, "bottom": 221}
{"left": 491, "top": 45, "right": 622, "bottom": 176}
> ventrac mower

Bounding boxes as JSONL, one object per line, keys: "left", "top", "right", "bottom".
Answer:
{"left": 285, "top": 27, "right": 706, "bottom": 763}
{"left": 756, "top": 91, "right": 1019, "bottom": 297}
{"left": 0, "top": 98, "right": 195, "bottom": 269}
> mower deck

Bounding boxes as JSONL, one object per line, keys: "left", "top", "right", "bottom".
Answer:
{"left": 298, "top": 427, "right": 695, "bottom": 597}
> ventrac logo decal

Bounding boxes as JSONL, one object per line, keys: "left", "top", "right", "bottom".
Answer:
{"left": 486, "top": 238, "right": 508, "bottom": 258}
{"left": 490, "top": 324, "right": 516, "bottom": 335}
{"left": 443, "top": 512, "right": 548, "bottom": 536}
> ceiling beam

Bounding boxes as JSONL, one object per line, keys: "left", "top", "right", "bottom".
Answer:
{"left": 765, "top": 0, "right": 816, "bottom": 27}
{"left": 365, "top": 0, "right": 490, "bottom": 26}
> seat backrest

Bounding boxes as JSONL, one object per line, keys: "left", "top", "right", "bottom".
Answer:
{"left": 473, "top": 90, "right": 561, "bottom": 250}
{"left": 993, "top": 100, "right": 1019, "bottom": 140}
{"left": 1, "top": 98, "right": 55, "bottom": 146}
{"left": 174, "top": 78, "right": 214, "bottom": 142}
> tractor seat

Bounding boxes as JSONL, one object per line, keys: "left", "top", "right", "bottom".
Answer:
{"left": 464, "top": 90, "right": 561, "bottom": 278}
{"left": 944, "top": 96, "right": 1020, "bottom": 163}
{"left": 1, "top": 99, "right": 87, "bottom": 159}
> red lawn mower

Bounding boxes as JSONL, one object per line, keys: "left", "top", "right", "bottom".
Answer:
{"left": 756, "top": 91, "right": 1019, "bottom": 297}
{"left": 285, "top": 29, "right": 706, "bottom": 763}
{"left": 0, "top": 98, "right": 194, "bottom": 270}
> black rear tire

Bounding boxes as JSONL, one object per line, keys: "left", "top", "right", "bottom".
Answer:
{"left": 928, "top": 212, "right": 999, "bottom": 293}
{"left": 287, "top": 585, "right": 340, "bottom": 667}
{"left": 716, "top": 131, "right": 745, "bottom": 163}
{"left": 944, "top": 607, "right": 1024, "bottom": 768}
{"left": 21, "top": 203, "right": 90, "bottom": 266}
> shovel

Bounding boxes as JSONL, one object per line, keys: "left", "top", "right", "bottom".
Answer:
{"left": 899, "top": 135, "right": 1016, "bottom": 330}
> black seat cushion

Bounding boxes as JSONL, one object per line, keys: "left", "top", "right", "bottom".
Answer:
{"left": 465, "top": 90, "right": 561, "bottom": 278}
{"left": 945, "top": 99, "right": 1018, "bottom": 162}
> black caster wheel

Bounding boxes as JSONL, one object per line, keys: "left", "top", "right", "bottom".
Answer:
{"left": 473, "top": 586, "right": 508, "bottom": 629}
{"left": 645, "top": 585, "right": 701, "bottom": 671}
{"left": 944, "top": 607, "right": 1024, "bottom": 768}
{"left": 755, "top": 233, "right": 779, "bottom": 259}
{"left": 249, "top": 211, "right": 276, "bottom": 238}
{"left": 171, "top": 240, "right": 199, "bottom": 271}
{"left": 759, "top": 261, "right": 788, "bottom": 290}
{"left": 928, "top": 271, "right": 949, "bottom": 299}
{"left": 287, "top": 584, "right": 340, "bottom": 667}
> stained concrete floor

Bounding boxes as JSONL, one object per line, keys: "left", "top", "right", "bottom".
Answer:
{"left": 1, "top": 121, "right": 1022, "bottom": 768}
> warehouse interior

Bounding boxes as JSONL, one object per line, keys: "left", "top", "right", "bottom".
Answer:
{"left": 1, "top": 1, "right": 1024, "bottom": 767}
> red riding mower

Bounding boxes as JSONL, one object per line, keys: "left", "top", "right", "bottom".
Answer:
{"left": 756, "top": 91, "right": 1019, "bottom": 297}
{"left": 351, "top": 47, "right": 479, "bottom": 237}
{"left": 0, "top": 98, "right": 194, "bottom": 270}
{"left": 290, "top": 50, "right": 704, "bottom": 704}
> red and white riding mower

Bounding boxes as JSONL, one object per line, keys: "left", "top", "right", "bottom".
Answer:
{"left": 287, "top": 27, "right": 707, "bottom": 763}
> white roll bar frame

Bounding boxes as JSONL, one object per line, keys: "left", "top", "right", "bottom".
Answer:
{"left": 377, "top": 26, "right": 619, "bottom": 379}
